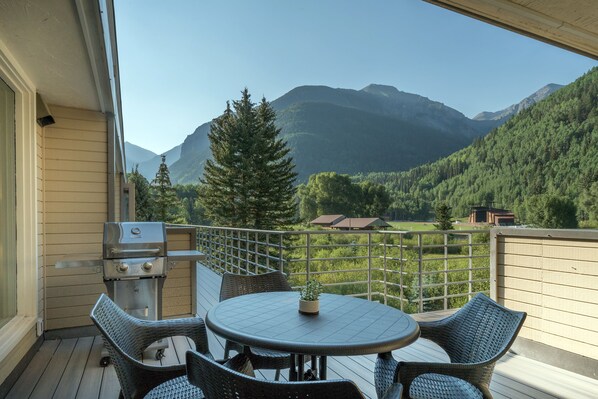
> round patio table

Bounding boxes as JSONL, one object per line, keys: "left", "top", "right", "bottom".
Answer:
{"left": 205, "top": 292, "right": 420, "bottom": 380}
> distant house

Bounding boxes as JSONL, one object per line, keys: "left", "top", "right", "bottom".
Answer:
{"left": 331, "top": 218, "right": 392, "bottom": 230}
{"left": 310, "top": 214, "right": 347, "bottom": 228}
{"left": 469, "top": 207, "right": 515, "bottom": 226}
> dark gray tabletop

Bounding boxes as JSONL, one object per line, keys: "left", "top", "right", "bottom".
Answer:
{"left": 205, "top": 292, "right": 420, "bottom": 356}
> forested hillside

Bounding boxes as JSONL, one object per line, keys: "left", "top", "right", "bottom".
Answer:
{"left": 358, "top": 68, "right": 598, "bottom": 223}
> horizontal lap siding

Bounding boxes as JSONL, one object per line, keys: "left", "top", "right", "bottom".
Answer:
{"left": 163, "top": 229, "right": 196, "bottom": 318}
{"left": 496, "top": 234, "right": 598, "bottom": 360}
{"left": 43, "top": 106, "right": 108, "bottom": 331}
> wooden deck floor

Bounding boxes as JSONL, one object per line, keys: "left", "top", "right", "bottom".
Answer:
{"left": 6, "top": 265, "right": 598, "bottom": 398}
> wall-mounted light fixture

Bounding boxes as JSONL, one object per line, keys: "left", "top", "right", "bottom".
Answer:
{"left": 36, "top": 93, "right": 55, "bottom": 127}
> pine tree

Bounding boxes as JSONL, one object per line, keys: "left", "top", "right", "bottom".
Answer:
{"left": 127, "top": 165, "right": 153, "bottom": 221}
{"left": 434, "top": 202, "right": 454, "bottom": 230}
{"left": 201, "top": 89, "right": 297, "bottom": 229}
{"left": 151, "top": 155, "right": 186, "bottom": 223}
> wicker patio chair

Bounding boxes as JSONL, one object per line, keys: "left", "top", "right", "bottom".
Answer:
{"left": 219, "top": 271, "right": 307, "bottom": 380}
{"left": 182, "top": 350, "right": 404, "bottom": 399}
{"left": 90, "top": 293, "right": 209, "bottom": 399}
{"left": 374, "top": 293, "right": 526, "bottom": 399}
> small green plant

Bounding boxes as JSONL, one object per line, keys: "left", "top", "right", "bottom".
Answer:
{"left": 300, "top": 279, "right": 323, "bottom": 301}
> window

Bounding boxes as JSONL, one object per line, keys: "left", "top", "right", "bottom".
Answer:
{"left": 0, "top": 77, "right": 16, "bottom": 329}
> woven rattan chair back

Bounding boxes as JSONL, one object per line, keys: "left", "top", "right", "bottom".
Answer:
{"left": 90, "top": 294, "right": 212, "bottom": 398}
{"left": 90, "top": 294, "right": 145, "bottom": 398}
{"left": 438, "top": 293, "right": 526, "bottom": 364}
{"left": 219, "top": 270, "right": 292, "bottom": 302}
{"left": 186, "top": 350, "right": 366, "bottom": 399}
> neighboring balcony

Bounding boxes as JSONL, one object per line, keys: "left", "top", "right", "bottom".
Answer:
{"left": 5, "top": 226, "right": 598, "bottom": 398}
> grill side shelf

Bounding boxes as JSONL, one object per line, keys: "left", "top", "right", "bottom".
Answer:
{"left": 167, "top": 250, "right": 206, "bottom": 262}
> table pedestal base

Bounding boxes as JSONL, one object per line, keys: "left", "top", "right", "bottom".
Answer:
{"left": 289, "top": 355, "right": 327, "bottom": 381}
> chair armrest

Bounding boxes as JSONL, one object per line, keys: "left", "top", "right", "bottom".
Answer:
{"left": 380, "top": 383, "right": 403, "bottom": 399}
{"left": 418, "top": 318, "right": 453, "bottom": 348}
{"left": 375, "top": 352, "right": 399, "bottom": 399}
{"left": 396, "top": 361, "right": 492, "bottom": 398}
{"left": 134, "top": 316, "right": 210, "bottom": 354}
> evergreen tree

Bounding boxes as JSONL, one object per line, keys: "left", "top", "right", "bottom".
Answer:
{"left": 127, "top": 165, "right": 153, "bottom": 221}
{"left": 434, "top": 202, "right": 454, "bottom": 230}
{"left": 201, "top": 89, "right": 297, "bottom": 229}
{"left": 151, "top": 155, "right": 186, "bottom": 223}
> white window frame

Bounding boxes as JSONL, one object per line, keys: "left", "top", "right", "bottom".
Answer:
{"left": 0, "top": 38, "right": 38, "bottom": 363}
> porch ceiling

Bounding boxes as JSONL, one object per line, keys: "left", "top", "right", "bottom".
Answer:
{"left": 0, "top": 0, "right": 100, "bottom": 110}
{"left": 425, "top": 0, "right": 598, "bottom": 60}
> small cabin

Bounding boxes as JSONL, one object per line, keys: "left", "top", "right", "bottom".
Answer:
{"left": 469, "top": 207, "right": 515, "bottom": 226}
{"left": 310, "top": 214, "right": 347, "bottom": 228}
{"left": 331, "top": 218, "right": 392, "bottom": 230}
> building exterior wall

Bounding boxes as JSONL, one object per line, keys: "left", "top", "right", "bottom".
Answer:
{"left": 492, "top": 228, "right": 598, "bottom": 363}
{"left": 163, "top": 227, "right": 197, "bottom": 318}
{"left": 42, "top": 105, "right": 108, "bottom": 330}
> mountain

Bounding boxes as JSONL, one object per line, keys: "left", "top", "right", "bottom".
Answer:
{"left": 125, "top": 141, "right": 156, "bottom": 170}
{"left": 168, "top": 84, "right": 500, "bottom": 184}
{"left": 473, "top": 83, "right": 563, "bottom": 122}
{"left": 358, "top": 68, "right": 597, "bottom": 221}
{"left": 169, "top": 123, "right": 211, "bottom": 183}
{"left": 124, "top": 143, "right": 182, "bottom": 177}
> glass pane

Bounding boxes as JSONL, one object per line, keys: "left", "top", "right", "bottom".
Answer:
{"left": 0, "top": 77, "right": 16, "bottom": 329}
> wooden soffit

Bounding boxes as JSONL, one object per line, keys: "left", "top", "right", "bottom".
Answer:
{"left": 424, "top": 0, "right": 598, "bottom": 60}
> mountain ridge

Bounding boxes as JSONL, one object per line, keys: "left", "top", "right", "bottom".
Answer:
{"left": 358, "top": 68, "right": 597, "bottom": 221}
{"left": 126, "top": 82, "right": 563, "bottom": 183}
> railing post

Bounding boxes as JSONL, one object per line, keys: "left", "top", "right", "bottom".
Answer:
{"left": 254, "top": 231, "right": 259, "bottom": 274}
{"left": 469, "top": 233, "right": 473, "bottom": 300}
{"left": 367, "top": 233, "right": 372, "bottom": 301}
{"left": 208, "top": 228, "right": 213, "bottom": 270}
{"left": 399, "top": 233, "right": 404, "bottom": 311}
{"left": 418, "top": 233, "right": 424, "bottom": 313}
{"left": 245, "top": 230, "right": 250, "bottom": 274}
{"left": 444, "top": 233, "right": 448, "bottom": 310}
{"left": 266, "top": 233, "right": 270, "bottom": 271}
{"left": 278, "top": 234, "right": 283, "bottom": 273}
{"left": 306, "top": 233, "right": 311, "bottom": 283}
{"left": 221, "top": 230, "right": 227, "bottom": 272}
{"left": 383, "top": 233, "right": 388, "bottom": 306}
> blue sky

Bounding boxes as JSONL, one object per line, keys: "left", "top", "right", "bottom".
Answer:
{"left": 115, "top": 0, "right": 597, "bottom": 154}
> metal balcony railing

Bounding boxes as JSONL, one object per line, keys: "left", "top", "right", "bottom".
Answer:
{"left": 180, "top": 225, "right": 490, "bottom": 314}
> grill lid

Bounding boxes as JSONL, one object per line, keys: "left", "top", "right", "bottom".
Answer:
{"left": 103, "top": 222, "right": 167, "bottom": 259}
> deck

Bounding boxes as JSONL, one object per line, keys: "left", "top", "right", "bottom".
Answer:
{"left": 5, "top": 265, "right": 598, "bottom": 399}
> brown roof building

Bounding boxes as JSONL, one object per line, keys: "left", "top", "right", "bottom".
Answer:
{"left": 310, "top": 214, "right": 347, "bottom": 227}
{"left": 331, "top": 218, "right": 392, "bottom": 230}
{"left": 469, "top": 207, "right": 515, "bottom": 226}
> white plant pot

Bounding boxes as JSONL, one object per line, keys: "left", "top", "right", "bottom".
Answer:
{"left": 299, "top": 299, "right": 319, "bottom": 315}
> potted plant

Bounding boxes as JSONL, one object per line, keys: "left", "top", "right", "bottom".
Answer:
{"left": 299, "top": 279, "right": 323, "bottom": 315}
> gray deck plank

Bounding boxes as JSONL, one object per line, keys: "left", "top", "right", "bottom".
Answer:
{"left": 53, "top": 336, "right": 94, "bottom": 399}
{"left": 6, "top": 339, "right": 60, "bottom": 399}
{"left": 75, "top": 336, "right": 105, "bottom": 399}
{"left": 98, "top": 365, "right": 119, "bottom": 399}
{"left": 29, "top": 338, "right": 77, "bottom": 399}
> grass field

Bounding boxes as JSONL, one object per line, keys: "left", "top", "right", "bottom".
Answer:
{"left": 388, "top": 220, "right": 484, "bottom": 231}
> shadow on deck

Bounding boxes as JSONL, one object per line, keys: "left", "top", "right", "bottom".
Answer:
{"left": 6, "top": 265, "right": 598, "bottom": 398}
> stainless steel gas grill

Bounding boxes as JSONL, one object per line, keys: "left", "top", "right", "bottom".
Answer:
{"left": 103, "top": 222, "right": 169, "bottom": 323}
{"left": 56, "top": 221, "right": 205, "bottom": 366}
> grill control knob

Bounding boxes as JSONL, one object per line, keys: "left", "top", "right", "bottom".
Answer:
{"left": 142, "top": 262, "right": 153, "bottom": 272}
{"left": 117, "top": 263, "right": 129, "bottom": 273}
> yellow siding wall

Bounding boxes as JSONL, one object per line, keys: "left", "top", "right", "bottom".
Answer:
{"left": 163, "top": 228, "right": 196, "bottom": 318}
{"left": 496, "top": 232, "right": 598, "bottom": 361}
{"left": 43, "top": 105, "right": 108, "bottom": 330}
